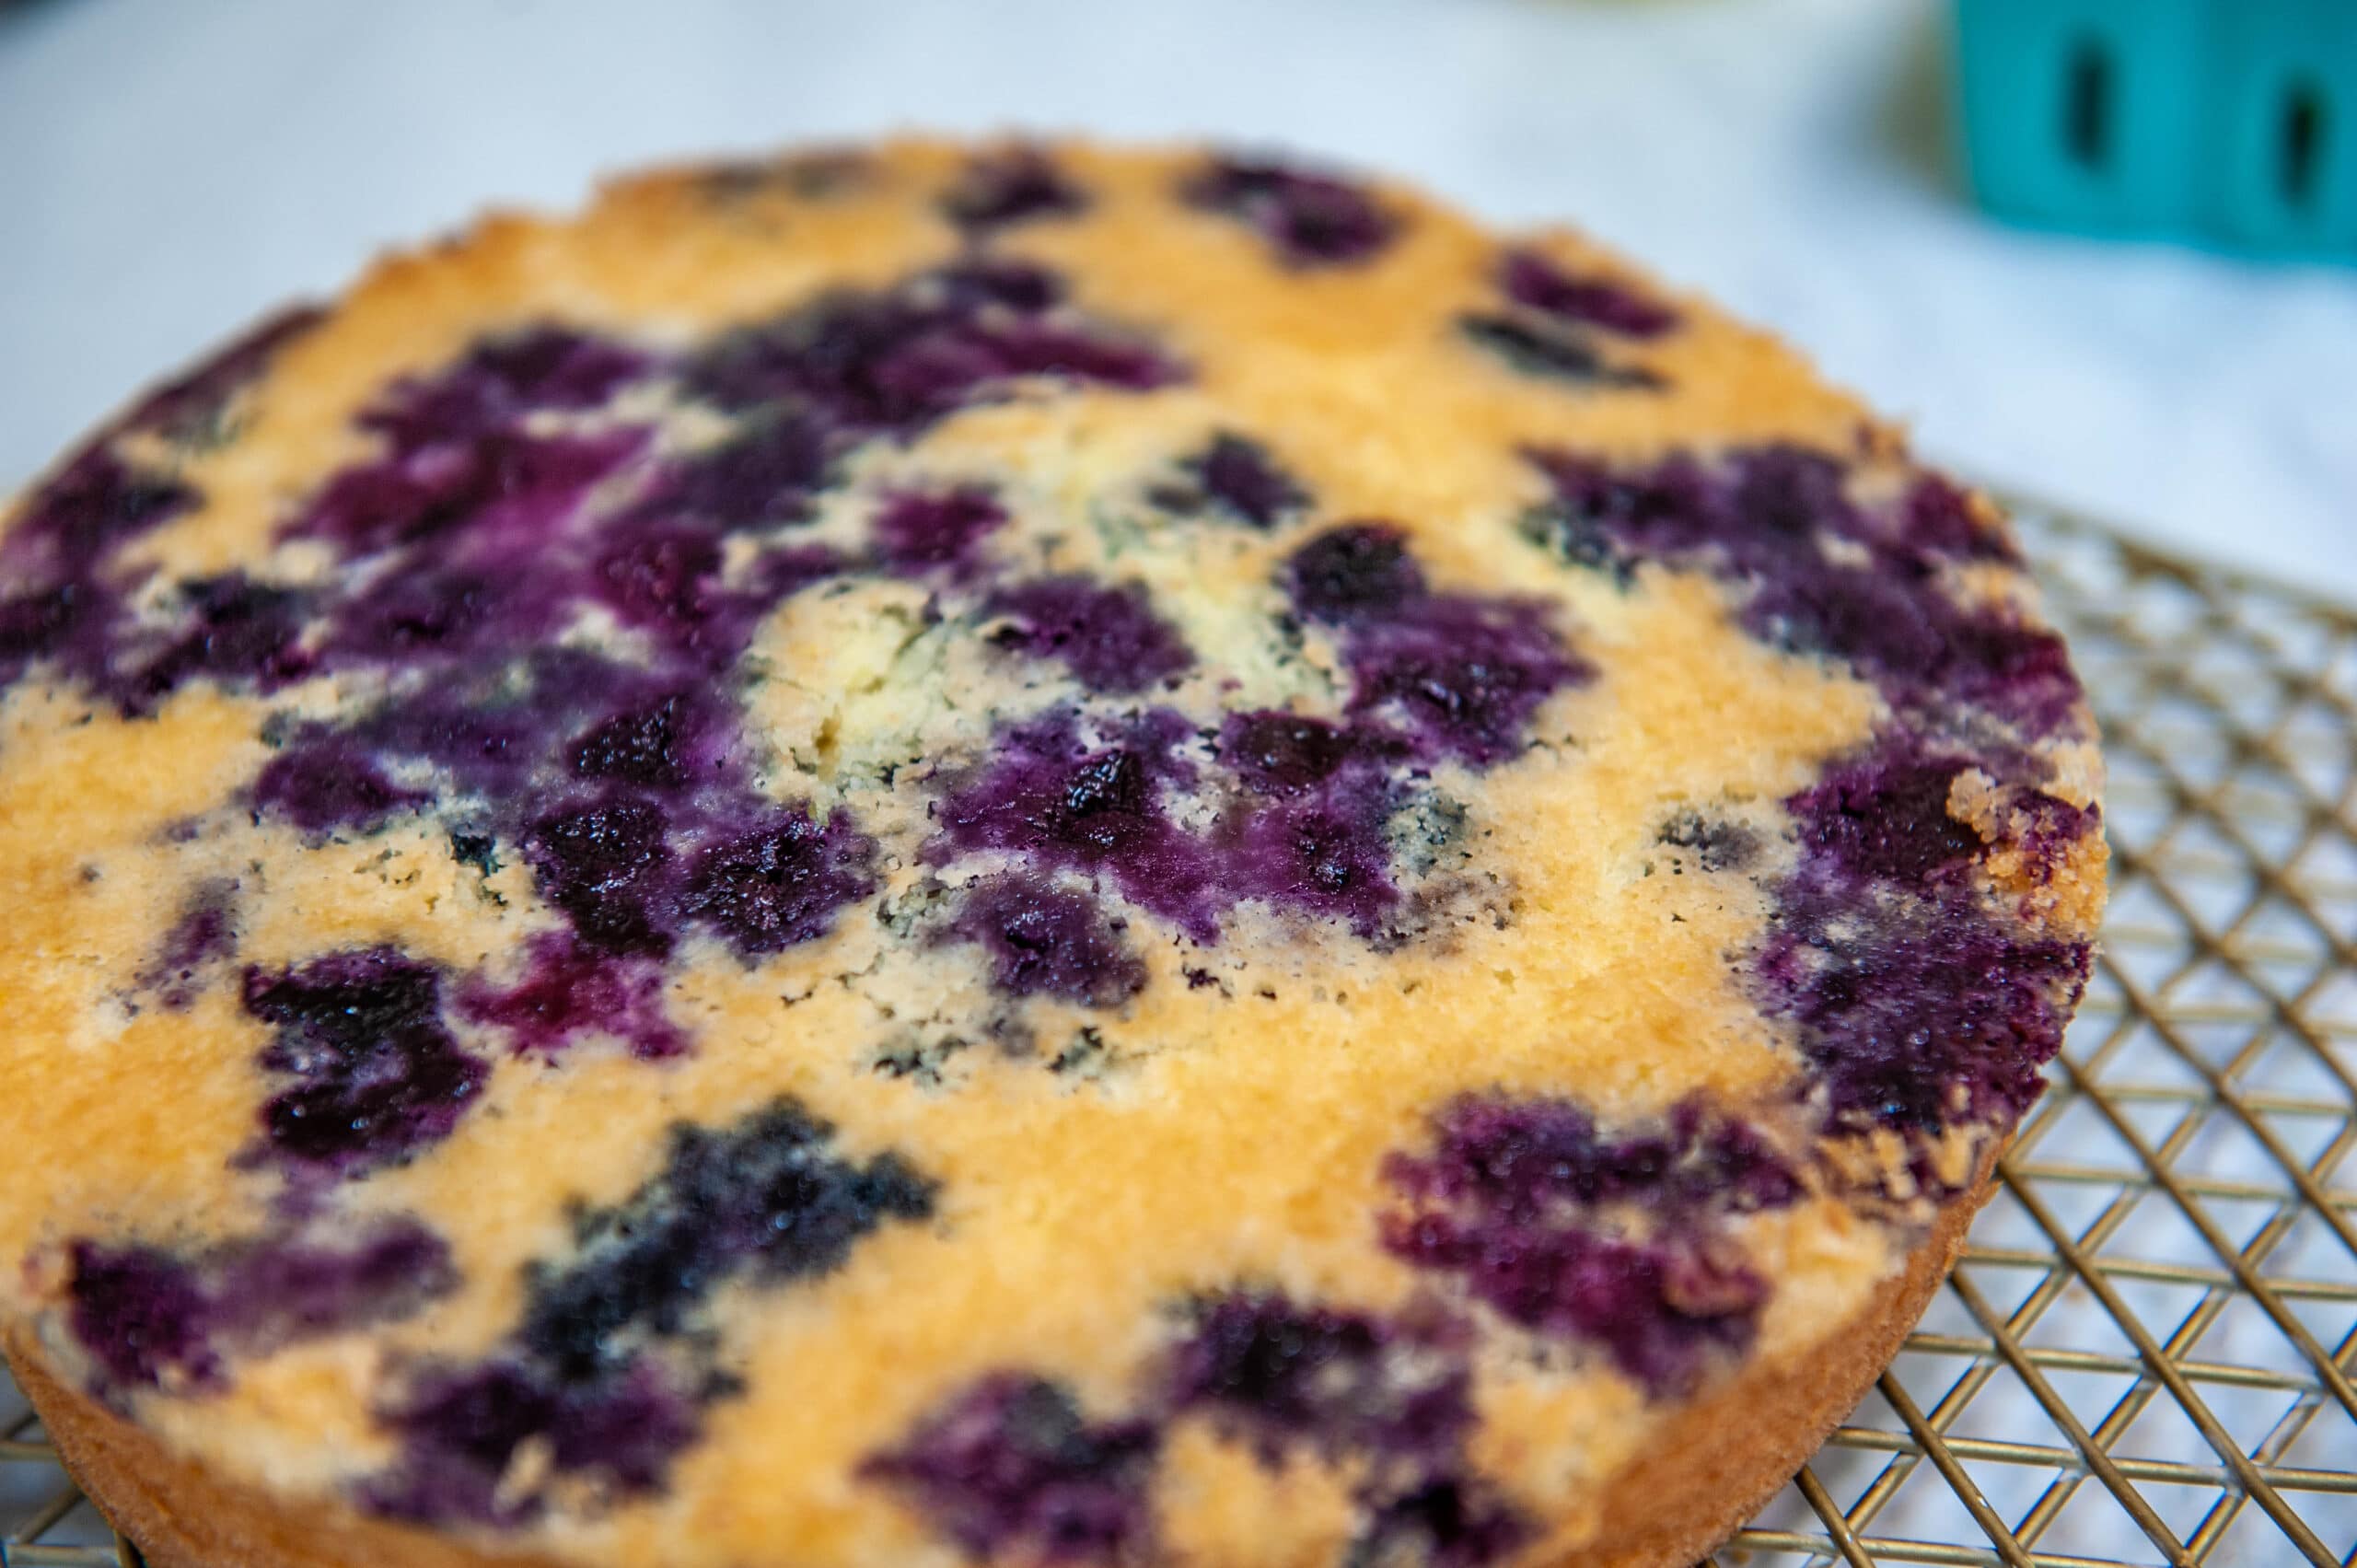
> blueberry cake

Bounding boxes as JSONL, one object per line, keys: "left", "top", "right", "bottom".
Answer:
{"left": 0, "top": 138, "right": 2106, "bottom": 1568}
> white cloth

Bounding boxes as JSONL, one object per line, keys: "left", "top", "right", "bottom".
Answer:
{"left": 3, "top": 0, "right": 2351, "bottom": 596}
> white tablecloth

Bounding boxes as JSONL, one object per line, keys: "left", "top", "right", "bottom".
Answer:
{"left": 4, "top": 0, "right": 2351, "bottom": 597}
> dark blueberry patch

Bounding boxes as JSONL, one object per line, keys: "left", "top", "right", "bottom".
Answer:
{"left": 1381, "top": 1096, "right": 1801, "bottom": 1395}
{"left": 568, "top": 692, "right": 718, "bottom": 790}
{"left": 459, "top": 932, "right": 686, "bottom": 1061}
{"left": 686, "top": 258, "right": 1180, "bottom": 436}
{"left": 1460, "top": 314, "right": 1663, "bottom": 390}
{"left": 1657, "top": 812, "right": 1758, "bottom": 874}
{"left": 1219, "top": 711, "right": 1370, "bottom": 796}
{"left": 944, "top": 146, "right": 1090, "bottom": 234}
{"left": 366, "top": 1355, "right": 699, "bottom": 1527}
{"left": 950, "top": 873, "right": 1147, "bottom": 1009}
{"left": 1169, "top": 1293, "right": 1470, "bottom": 1464}
{"left": 113, "top": 574, "right": 315, "bottom": 709}
{"left": 1341, "top": 595, "right": 1588, "bottom": 768}
{"left": 934, "top": 709, "right": 1221, "bottom": 941}
{"left": 359, "top": 327, "right": 652, "bottom": 453}
{"left": 1178, "top": 156, "right": 1399, "bottom": 268}
{"left": 1151, "top": 434, "right": 1308, "bottom": 530}
{"left": 1284, "top": 527, "right": 1588, "bottom": 766}
{"left": 205, "top": 1223, "right": 458, "bottom": 1346}
{"left": 250, "top": 741, "right": 425, "bottom": 835}
{"left": 67, "top": 1221, "right": 455, "bottom": 1399}
{"left": 648, "top": 413, "right": 833, "bottom": 531}
{"left": 1284, "top": 523, "right": 1426, "bottom": 625}
{"left": 1750, "top": 730, "right": 2097, "bottom": 1144}
{"left": 1498, "top": 248, "right": 1678, "bottom": 339}
{"left": 682, "top": 805, "right": 877, "bottom": 960}
{"left": 1523, "top": 445, "right": 2084, "bottom": 738}
{"left": 0, "top": 449, "right": 195, "bottom": 703}
{"left": 1350, "top": 1472, "right": 1533, "bottom": 1568}
{"left": 985, "top": 576, "right": 1195, "bottom": 694}
{"left": 525, "top": 798, "right": 678, "bottom": 957}
{"left": 1229, "top": 776, "right": 1402, "bottom": 937}
{"left": 240, "top": 949, "right": 487, "bottom": 1178}
{"left": 865, "top": 1374, "right": 1160, "bottom": 1563}
{"left": 518, "top": 1098, "right": 934, "bottom": 1381}
{"left": 65, "top": 1243, "right": 218, "bottom": 1395}
{"left": 294, "top": 427, "right": 645, "bottom": 558}
{"left": 1790, "top": 748, "right": 1980, "bottom": 888}
{"left": 873, "top": 485, "right": 1008, "bottom": 575}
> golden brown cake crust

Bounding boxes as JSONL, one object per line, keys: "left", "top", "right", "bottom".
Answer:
{"left": 1, "top": 137, "right": 2103, "bottom": 1568}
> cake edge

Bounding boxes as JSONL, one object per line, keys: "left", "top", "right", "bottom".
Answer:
{"left": 6, "top": 1141, "right": 1995, "bottom": 1568}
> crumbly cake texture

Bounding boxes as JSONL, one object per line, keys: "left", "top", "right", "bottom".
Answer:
{"left": 0, "top": 138, "right": 2105, "bottom": 1568}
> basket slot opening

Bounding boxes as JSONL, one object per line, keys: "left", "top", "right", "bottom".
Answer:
{"left": 2062, "top": 36, "right": 2114, "bottom": 173}
{"left": 2280, "top": 78, "right": 2328, "bottom": 210}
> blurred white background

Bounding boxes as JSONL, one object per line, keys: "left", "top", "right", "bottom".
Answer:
{"left": 1, "top": 0, "right": 2351, "bottom": 594}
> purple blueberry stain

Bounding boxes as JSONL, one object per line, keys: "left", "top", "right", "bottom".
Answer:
{"left": 683, "top": 805, "right": 878, "bottom": 961}
{"left": 66, "top": 1220, "right": 455, "bottom": 1400}
{"left": 64, "top": 1243, "right": 219, "bottom": 1396}
{"left": 293, "top": 425, "right": 646, "bottom": 558}
{"left": 1285, "top": 522, "right": 1428, "bottom": 625}
{"left": 873, "top": 485, "right": 1009, "bottom": 576}
{"left": 1178, "top": 156, "right": 1400, "bottom": 268}
{"left": 1, "top": 308, "right": 328, "bottom": 710}
{"left": 525, "top": 796, "right": 678, "bottom": 958}
{"left": 985, "top": 576, "right": 1195, "bottom": 694}
{"left": 239, "top": 949, "right": 488, "bottom": 1179}
{"left": 1168, "top": 1293, "right": 1471, "bottom": 1465}
{"left": 1757, "top": 732, "right": 2094, "bottom": 1142}
{"left": 944, "top": 146, "right": 1090, "bottom": 234}
{"left": 366, "top": 1354, "right": 700, "bottom": 1527}
{"left": 949, "top": 873, "right": 1148, "bottom": 1009}
{"left": 1498, "top": 249, "right": 1678, "bottom": 340}
{"left": 1151, "top": 434, "right": 1309, "bottom": 530}
{"left": 1381, "top": 1096, "right": 1802, "bottom": 1396}
{"left": 686, "top": 257, "right": 1181, "bottom": 436}
{"left": 251, "top": 740, "right": 426, "bottom": 835}
{"left": 864, "top": 1374, "right": 1161, "bottom": 1563}
{"left": 1523, "top": 445, "right": 2084, "bottom": 738}
{"left": 644, "top": 413, "right": 832, "bottom": 532}
{"left": 933, "top": 708, "right": 1223, "bottom": 942}
{"left": 459, "top": 932, "right": 687, "bottom": 1062}
{"left": 1283, "top": 525, "right": 1589, "bottom": 767}
{"left": 1219, "top": 710, "right": 1376, "bottom": 797}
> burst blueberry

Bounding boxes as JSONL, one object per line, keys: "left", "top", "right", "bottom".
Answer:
{"left": 951, "top": 874, "right": 1148, "bottom": 1009}
{"left": 1178, "top": 156, "right": 1399, "bottom": 268}
{"left": 984, "top": 576, "right": 1195, "bottom": 694}
{"left": 240, "top": 949, "right": 487, "bottom": 1178}
{"left": 865, "top": 1374, "right": 1160, "bottom": 1563}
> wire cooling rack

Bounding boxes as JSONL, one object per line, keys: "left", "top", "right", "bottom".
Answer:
{"left": 1, "top": 495, "right": 2351, "bottom": 1568}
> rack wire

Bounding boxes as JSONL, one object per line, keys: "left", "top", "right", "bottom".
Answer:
{"left": 2, "top": 496, "right": 2351, "bottom": 1568}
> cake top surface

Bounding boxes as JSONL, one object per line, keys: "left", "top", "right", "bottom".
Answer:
{"left": 0, "top": 138, "right": 2104, "bottom": 1568}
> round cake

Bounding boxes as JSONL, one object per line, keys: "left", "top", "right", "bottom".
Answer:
{"left": 0, "top": 138, "right": 2106, "bottom": 1568}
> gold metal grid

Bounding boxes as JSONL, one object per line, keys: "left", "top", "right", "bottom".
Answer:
{"left": 2, "top": 497, "right": 2351, "bottom": 1568}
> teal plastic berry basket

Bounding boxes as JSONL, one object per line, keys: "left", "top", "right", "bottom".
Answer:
{"left": 1955, "top": 0, "right": 2357, "bottom": 257}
